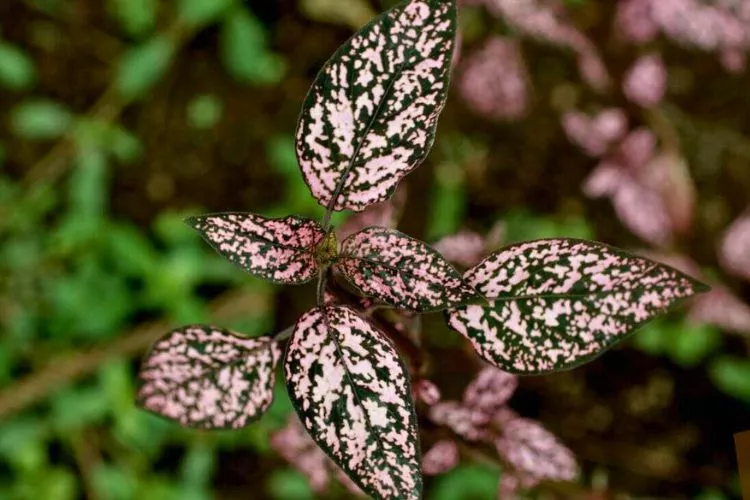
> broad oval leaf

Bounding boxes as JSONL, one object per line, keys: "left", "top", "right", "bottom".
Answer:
{"left": 137, "top": 325, "right": 280, "bottom": 429}
{"left": 495, "top": 418, "right": 578, "bottom": 487}
{"left": 296, "top": 0, "right": 457, "bottom": 212}
{"left": 339, "top": 227, "right": 478, "bottom": 312}
{"left": 186, "top": 212, "right": 325, "bottom": 284}
{"left": 446, "top": 239, "right": 708, "bottom": 374}
{"left": 284, "top": 306, "right": 421, "bottom": 499}
{"left": 428, "top": 401, "right": 487, "bottom": 441}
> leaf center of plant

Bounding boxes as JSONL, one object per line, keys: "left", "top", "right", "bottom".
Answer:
{"left": 314, "top": 231, "right": 338, "bottom": 268}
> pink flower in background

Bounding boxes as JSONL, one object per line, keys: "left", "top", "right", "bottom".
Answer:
{"left": 562, "top": 108, "right": 628, "bottom": 157}
{"left": 719, "top": 211, "right": 750, "bottom": 281}
{"left": 459, "top": 36, "right": 530, "bottom": 121}
{"left": 623, "top": 54, "right": 667, "bottom": 108}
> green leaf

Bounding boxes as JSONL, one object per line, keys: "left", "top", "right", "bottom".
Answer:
{"left": 220, "top": 7, "right": 286, "bottom": 84}
{"left": 115, "top": 36, "right": 175, "bottom": 100}
{"left": 665, "top": 322, "right": 721, "bottom": 368}
{"left": 107, "top": 0, "right": 158, "bottom": 37}
{"left": 187, "top": 94, "right": 223, "bottom": 129}
{"left": 178, "top": 0, "right": 234, "bottom": 27}
{"left": 0, "top": 41, "right": 36, "bottom": 90}
{"left": 429, "top": 465, "right": 499, "bottom": 500}
{"left": 9, "top": 99, "right": 72, "bottom": 140}
{"left": 268, "top": 469, "right": 314, "bottom": 500}
{"left": 426, "top": 164, "right": 467, "bottom": 240}
{"left": 107, "top": 124, "right": 142, "bottom": 163}
{"left": 710, "top": 357, "right": 750, "bottom": 402}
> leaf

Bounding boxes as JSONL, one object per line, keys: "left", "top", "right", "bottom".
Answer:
{"left": 338, "top": 227, "right": 478, "bottom": 312}
{"left": 336, "top": 185, "right": 406, "bottom": 241}
{"left": 296, "top": 0, "right": 457, "bottom": 212}
{"left": 284, "top": 306, "right": 421, "bottom": 499}
{"left": 178, "top": 0, "right": 233, "bottom": 27}
{"left": 115, "top": 35, "right": 175, "bottom": 100}
{"left": 0, "top": 41, "right": 36, "bottom": 90}
{"left": 710, "top": 356, "right": 750, "bottom": 402}
{"left": 428, "top": 401, "right": 487, "bottom": 441}
{"left": 422, "top": 440, "right": 459, "bottom": 476}
{"left": 495, "top": 418, "right": 578, "bottom": 487}
{"left": 446, "top": 239, "right": 708, "bottom": 374}
{"left": 107, "top": 0, "right": 157, "bottom": 38}
{"left": 185, "top": 213, "right": 325, "bottom": 285}
{"left": 9, "top": 99, "right": 72, "bottom": 140}
{"left": 220, "top": 7, "right": 286, "bottom": 84}
{"left": 137, "top": 325, "right": 280, "bottom": 429}
{"left": 434, "top": 230, "right": 487, "bottom": 268}
{"left": 462, "top": 367, "right": 517, "bottom": 419}
{"left": 719, "top": 212, "right": 750, "bottom": 282}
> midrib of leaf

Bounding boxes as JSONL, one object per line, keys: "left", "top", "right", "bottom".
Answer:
{"left": 321, "top": 60, "right": 406, "bottom": 230}
{"left": 320, "top": 308, "right": 395, "bottom": 494}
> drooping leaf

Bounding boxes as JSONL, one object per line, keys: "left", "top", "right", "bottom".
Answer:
{"left": 422, "top": 440, "right": 460, "bottom": 476}
{"left": 446, "top": 239, "right": 708, "bottom": 374}
{"left": 338, "top": 227, "right": 477, "bottom": 312}
{"left": 462, "top": 367, "right": 517, "bottom": 420}
{"left": 284, "top": 306, "right": 421, "bottom": 499}
{"left": 296, "top": 0, "right": 457, "bottom": 212}
{"left": 185, "top": 213, "right": 325, "bottom": 284}
{"left": 137, "top": 325, "right": 281, "bottom": 429}
{"left": 495, "top": 418, "right": 578, "bottom": 487}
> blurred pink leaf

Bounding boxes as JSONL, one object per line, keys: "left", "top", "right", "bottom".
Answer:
{"left": 447, "top": 239, "right": 707, "bottom": 373}
{"left": 614, "top": 0, "right": 659, "bottom": 44}
{"left": 719, "top": 212, "right": 750, "bottom": 281}
{"left": 137, "top": 326, "right": 280, "bottom": 429}
{"left": 186, "top": 213, "right": 324, "bottom": 284}
{"left": 434, "top": 230, "right": 487, "bottom": 268}
{"left": 428, "top": 401, "right": 488, "bottom": 441}
{"left": 295, "top": 0, "right": 457, "bottom": 212}
{"left": 462, "top": 367, "right": 518, "bottom": 421}
{"left": 413, "top": 379, "right": 442, "bottom": 406}
{"left": 617, "top": 128, "right": 657, "bottom": 172}
{"left": 459, "top": 36, "right": 530, "bottom": 121}
{"left": 562, "top": 108, "right": 628, "bottom": 157}
{"left": 689, "top": 285, "right": 750, "bottom": 336}
{"left": 336, "top": 186, "right": 406, "bottom": 242}
{"left": 423, "top": 440, "right": 460, "bottom": 475}
{"left": 496, "top": 418, "right": 578, "bottom": 487}
{"left": 271, "top": 415, "right": 365, "bottom": 496}
{"left": 623, "top": 54, "right": 667, "bottom": 108}
{"left": 284, "top": 306, "right": 421, "bottom": 499}
{"left": 609, "top": 172, "right": 674, "bottom": 247}
{"left": 339, "top": 227, "right": 478, "bottom": 312}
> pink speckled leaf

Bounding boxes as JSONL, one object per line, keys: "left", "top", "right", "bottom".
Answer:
{"left": 137, "top": 325, "right": 280, "bottom": 429}
{"left": 422, "top": 440, "right": 460, "bottom": 475}
{"left": 495, "top": 418, "right": 578, "bottom": 487}
{"left": 413, "top": 379, "right": 442, "bottom": 406}
{"left": 284, "top": 306, "right": 421, "bottom": 500}
{"left": 446, "top": 239, "right": 708, "bottom": 374}
{"left": 463, "top": 367, "right": 518, "bottom": 420}
{"left": 186, "top": 213, "right": 324, "bottom": 284}
{"left": 339, "top": 227, "right": 478, "bottom": 312}
{"left": 295, "top": 0, "right": 457, "bottom": 212}
{"left": 719, "top": 212, "right": 750, "bottom": 281}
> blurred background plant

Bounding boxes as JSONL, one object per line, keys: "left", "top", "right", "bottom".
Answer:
{"left": 0, "top": 0, "right": 748, "bottom": 498}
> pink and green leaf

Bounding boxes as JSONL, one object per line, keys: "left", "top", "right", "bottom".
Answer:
{"left": 137, "top": 325, "right": 280, "bottom": 429}
{"left": 186, "top": 212, "right": 324, "bottom": 284}
{"left": 284, "top": 306, "right": 421, "bottom": 499}
{"left": 295, "top": 0, "right": 457, "bottom": 212}
{"left": 339, "top": 227, "right": 478, "bottom": 312}
{"left": 446, "top": 239, "right": 709, "bottom": 374}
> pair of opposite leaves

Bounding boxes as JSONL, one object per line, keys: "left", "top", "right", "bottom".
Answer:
{"left": 136, "top": 0, "right": 707, "bottom": 498}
